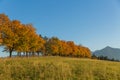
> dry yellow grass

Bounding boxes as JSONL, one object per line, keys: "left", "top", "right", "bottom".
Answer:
{"left": 0, "top": 56, "right": 120, "bottom": 80}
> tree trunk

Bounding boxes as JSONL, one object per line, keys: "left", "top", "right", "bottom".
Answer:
{"left": 26, "top": 52, "right": 28, "bottom": 57}
{"left": 17, "top": 52, "right": 21, "bottom": 57}
{"left": 32, "top": 52, "right": 35, "bottom": 57}
{"left": 9, "top": 50, "right": 12, "bottom": 57}
{"left": 37, "top": 52, "right": 40, "bottom": 56}
{"left": 9, "top": 45, "right": 14, "bottom": 58}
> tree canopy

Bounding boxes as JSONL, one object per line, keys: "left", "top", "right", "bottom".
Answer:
{"left": 0, "top": 13, "right": 91, "bottom": 58}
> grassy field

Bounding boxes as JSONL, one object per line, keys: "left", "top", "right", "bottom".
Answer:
{"left": 0, "top": 56, "right": 120, "bottom": 80}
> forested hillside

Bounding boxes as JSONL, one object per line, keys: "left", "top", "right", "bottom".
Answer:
{"left": 93, "top": 46, "right": 120, "bottom": 60}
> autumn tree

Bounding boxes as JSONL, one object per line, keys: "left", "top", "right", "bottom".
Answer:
{"left": 0, "top": 14, "right": 21, "bottom": 57}
{"left": 58, "top": 40, "right": 69, "bottom": 56}
{"left": 14, "top": 24, "right": 45, "bottom": 57}
{"left": 0, "top": 14, "right": 10, "bottom": 44}
{"left": 0, "top": 14, "right": 45, "bottom": 57}
{"left": 36, "top": 35, "right": 47, "bottom": 56}
{"left": 0, "top": 13, "right": 91, "bottom": 58}
{"left": 66, "top": 41, "right": 76, "bottom": 56}
{"left": 44, "top": 37, "right": 91, "bottom": 58}
{"left": 45, "top": 37, "right": 61, "bottom": 56}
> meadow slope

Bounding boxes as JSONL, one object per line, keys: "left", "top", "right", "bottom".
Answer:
{"left": 0, "top": 56, "right": 120, "bottom": 80}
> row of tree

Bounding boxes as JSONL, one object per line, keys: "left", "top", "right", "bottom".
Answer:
{"left": 0, "top": 14, "right": 91, "bottom": 58}
{"left": 43, "top": 37, "right": 91, "bottom": 58}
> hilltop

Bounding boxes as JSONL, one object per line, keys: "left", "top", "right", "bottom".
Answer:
{"left": 93, "top": 46, "right": 120, "bottom": 60}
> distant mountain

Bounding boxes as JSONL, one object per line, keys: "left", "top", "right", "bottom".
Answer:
{"left": 93, "top": 46, "right": 120, "bottom": 60}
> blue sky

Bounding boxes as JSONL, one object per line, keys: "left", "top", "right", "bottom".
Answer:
{"left": 0, "top": 0, "right": 120, "bottom": 51}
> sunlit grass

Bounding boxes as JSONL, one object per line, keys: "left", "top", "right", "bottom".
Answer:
{"left": 0, "top": 56, "right": 120, "bottom": 80}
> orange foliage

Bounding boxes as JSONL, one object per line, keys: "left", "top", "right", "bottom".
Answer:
{"left": 0, "top": 13, "right": 91, "bottom": 58}
{"left": 44, "top": 37, "right": 91, "bottom": 58}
